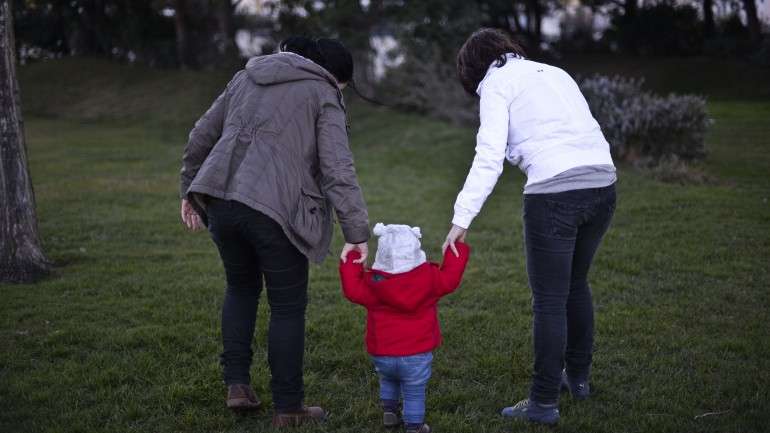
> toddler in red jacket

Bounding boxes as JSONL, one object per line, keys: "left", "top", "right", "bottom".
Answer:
{"left": 340, "top": 223, "right": 470, "bottom": 433}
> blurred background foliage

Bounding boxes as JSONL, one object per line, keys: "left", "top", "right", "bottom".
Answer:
{"left": 12, "top": 0, "right": 769, "bottom": 69}
{"left": 10, "top": 0, "right": 770, "bottom": 168}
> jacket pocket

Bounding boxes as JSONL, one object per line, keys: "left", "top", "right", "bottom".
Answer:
{"left": 290, "top": 187, "right": 327, "bottom": 247}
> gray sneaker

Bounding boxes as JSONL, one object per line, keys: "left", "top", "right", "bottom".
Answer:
{"left": 383, "top": 410, "right": 400, "bottom": 428}
{"left": 501, "top": 399, "right": 560, "bottom": 425}
{"left": 405, "top": 423, "right": 431, "bottom": 433}
{"left": 561, "top": 369, "right": 591, "bottom": 400}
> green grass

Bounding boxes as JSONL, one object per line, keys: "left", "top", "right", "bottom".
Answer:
{"left": 2, "top": 58, "right": 769, "bottom": 433}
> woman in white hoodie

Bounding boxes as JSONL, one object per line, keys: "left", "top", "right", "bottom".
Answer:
{"left": 442, "top": 28, "right": 617, "bottom": 425}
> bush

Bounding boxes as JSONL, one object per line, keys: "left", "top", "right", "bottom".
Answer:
{"left": 703, "top": 14, "right": 755, "bottom": 57}
{"left": 640, "top": 155, "right": 717, "bottom": 185}
{"left": 606, "top": 2, "right": 704, "bottom": 56}
{"left": 579, "top": 75, "right": 712, "bottom": 162}
{"left": 749, "top": 38, "right": 770, "bottom": 67}
{"left": 376, "top": 47, "right": 478, "bottom": 126}
{"left": 379, "top": 60, "right": 711, "bottom": 165}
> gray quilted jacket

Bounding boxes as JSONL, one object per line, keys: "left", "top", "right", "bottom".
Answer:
{"left": 180, "top": 52, "right": 369, "bottom": 263}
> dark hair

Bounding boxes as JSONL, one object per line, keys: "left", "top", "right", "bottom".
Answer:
{"left": 279, "top": 36, "right": 354, "bottom": 84}
{"left": 456, "top": 28, "right": 527, "bottom": 96}
{"left": 279, "top": 35, "right": 387, "bottom": 106}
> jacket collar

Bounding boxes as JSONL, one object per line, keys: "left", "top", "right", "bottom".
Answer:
{"left": 476, "top": 52, "right": 525, "bottom": 96}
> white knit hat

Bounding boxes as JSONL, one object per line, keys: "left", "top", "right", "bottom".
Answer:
{"left": 371, "top": 223, "right": 427, "bottom": 274}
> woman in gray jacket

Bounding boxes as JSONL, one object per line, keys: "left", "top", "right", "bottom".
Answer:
{"left": 179, "top": 37, "right": 369, "bottom": 427}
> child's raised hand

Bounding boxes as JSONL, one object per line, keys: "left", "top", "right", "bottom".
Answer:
{"left": 341, "top": 242, "right": 368, "bottom": 264}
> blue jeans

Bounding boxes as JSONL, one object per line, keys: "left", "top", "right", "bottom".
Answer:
{"left": 523, "top": 184, "right": 616, "bottom": 405}
{"left": 371, "top": 352, "right": 433, "bottom": 424}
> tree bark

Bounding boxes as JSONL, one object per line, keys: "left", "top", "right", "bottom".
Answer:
{"left": 742, "top": 0, "right": 762, "bottom": 45}
{"left": 508, "top": 7, "right": 524, "bottom": 34}
{"left": 532, "top": 0, "right": 543, "bottom": 45}
{"left": 173, "top": 0, "right": 194, "bottom": 69}
{"left": 703, "top": 0, "right": 715, "bottom": 37}
{"left": 215, "top": 0, "right": 236, "bottom": 57}
{"left": 0, "top": 1, "right": 50, "bottom": 283}
{"left": 625, "top": 0, "right": 637, "bottom": 19}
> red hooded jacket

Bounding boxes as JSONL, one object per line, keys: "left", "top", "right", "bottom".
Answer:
{"left": 339, "top": 242, "right": 470, "bottom": 356}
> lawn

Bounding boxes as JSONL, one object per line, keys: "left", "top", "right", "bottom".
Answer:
{"left": 1, "top": 58, "right": 769, "bottom": 433}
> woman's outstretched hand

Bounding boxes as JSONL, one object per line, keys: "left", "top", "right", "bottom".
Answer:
{"left": 341, "top": 242, "right": 368, "bottom": 264}
{"left": 181, "top": 199, "right": 204, "bottom": 231}
{"left": 442, "top": 224, "right": 468, "bottom": 257}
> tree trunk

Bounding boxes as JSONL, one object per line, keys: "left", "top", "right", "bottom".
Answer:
{"left": 532, "top": 0, "right": 543, "bottom": 45}
{"left": 78, "top": 0, "right": 112, "bottom": 56}
{"left": 524, "top": 0, "right": 533, "bottom": 36}
{"left": 508, "top": 7, "right": 525, "bottom": 35}
{"left": 215, "top": 0, "right": 236, "bottom": 57}
{"left": 625, "top": 0, "right": 637, "bottom": 19}
{"left": 742, "top": 0, "right": 762, "bottom": 45}
{"left": 173, "top": 0, "right": 194, "bottom": 69}
{"left": 703, "top": 0, "right": 715, "bottom": 37}
{"left": 0, "top": 1, "right": 50, "bottom": 283}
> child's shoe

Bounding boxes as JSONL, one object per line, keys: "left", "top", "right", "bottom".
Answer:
{"left": 501, "top": 399, "right": 559, "bottom": 424}
{"left": 381, "top": 399, "right": 401, "bottom": 427}
{"left": 561, "top": 369, "right": 591, "bottom": 400}
{"left": 405, "top": 422, "right": 431, "bottom": 433}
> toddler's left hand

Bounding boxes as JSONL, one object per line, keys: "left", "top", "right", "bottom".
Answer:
{"left": 442, "top": 224, "right": 467, "bottom": 257}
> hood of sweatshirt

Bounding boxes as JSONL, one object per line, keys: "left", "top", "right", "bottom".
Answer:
{"left": 246, "top": 52, "right": 338, "bottom": 87}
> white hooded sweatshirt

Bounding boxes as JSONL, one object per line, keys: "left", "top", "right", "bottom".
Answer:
{"left": 452, "top": 54, "right": 615, "bottom": 229}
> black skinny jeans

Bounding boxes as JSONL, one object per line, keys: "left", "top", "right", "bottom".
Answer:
{"left": 206, "top": 198, "right": 309, "bottom": 412}
{"left": 523, "top": 184, "right": 616, "bottom": 405}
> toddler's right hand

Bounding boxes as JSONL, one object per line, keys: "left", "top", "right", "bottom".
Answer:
{"left": 341, "top": 242, "right": 368, "bottom": 264}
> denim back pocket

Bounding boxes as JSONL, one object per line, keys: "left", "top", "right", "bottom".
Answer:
{"left": 545, "top": 199, "right": 585, "bottom": 241}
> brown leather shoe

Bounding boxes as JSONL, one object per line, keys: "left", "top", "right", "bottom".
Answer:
{"left": 226, "top": 384, "right": 261, "bottom": 413}
{"left": 271, "top": 406, "right": 326, "bottom": 427}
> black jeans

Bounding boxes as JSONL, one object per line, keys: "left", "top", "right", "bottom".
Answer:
{"left": 523, "top": 184, "right": 616, "bottom": 405}
{"left": 206, "top": 198, "right": 309, "bottom": 411}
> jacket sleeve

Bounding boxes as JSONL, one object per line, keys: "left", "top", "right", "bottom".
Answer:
{"left": 339, "top": 251, "right": 377, "bottom": 307}
{"left": 179, "top": 77, "right": 235, "bottom": 198}
{"left": 434, "top": 242, "right": 471, "bottom": 297}
{"left": 316, "top": 93, "right": 370, "bottom": 244}
{"left": 451, "top": 78, "right": 511, "bottom": 229}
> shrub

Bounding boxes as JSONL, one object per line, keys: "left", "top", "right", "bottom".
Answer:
{"left": 749, "top": 38, "right": 770, "bottom": 67}
{"left": 606, "top": 2, "right": 704, "bottom": 56}
{"left": 640, "top": 155, "right": 717, "bottom": 185}
{"left": 703, "top": 14, "right": 754, "bottom": 57}
{"left": 579, "top": 75, "right": 711, "bottom": 162}
{"left": 379, "top": 60, "right": 711, "bottom": 165}
{"left": 376, "top": 47, "right": 478, "bottom": 126}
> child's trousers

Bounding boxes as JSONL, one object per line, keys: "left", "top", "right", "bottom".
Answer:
{"left": 371, "top": 352, "right": 433, "bottom": 424}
